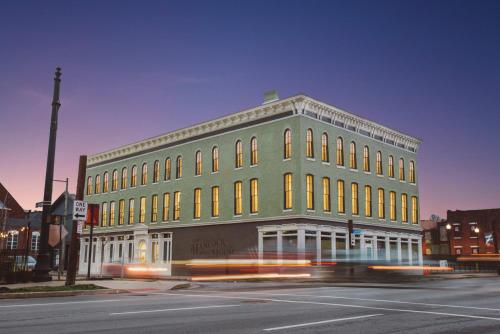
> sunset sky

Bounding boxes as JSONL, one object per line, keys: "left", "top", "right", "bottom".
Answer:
{"left": 1, "top": 0, "right": 499, "bottom": 219}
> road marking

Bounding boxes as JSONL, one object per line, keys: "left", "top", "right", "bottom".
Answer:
{"left": 156, "top": 292, "right": 500, "bottom": 322}
{"left": 0, "top": 299, "right": 123, "bottom": 308}
{"left": 110, "top": 304, "right": 240, "bottom": 316}
{"left": 229, "top": 291, "right": 500, "bottom": 312}
{"left": 263, "top": 314, "right": 382, "bottom": 331}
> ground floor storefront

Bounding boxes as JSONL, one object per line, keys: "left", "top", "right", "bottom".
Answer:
{"left": 78, "top": 219, "right": 422, "bottom": 277}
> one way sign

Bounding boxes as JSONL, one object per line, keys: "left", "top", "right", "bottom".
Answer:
{"left": 73, "top": 200, "right": 88, "bottom": 221}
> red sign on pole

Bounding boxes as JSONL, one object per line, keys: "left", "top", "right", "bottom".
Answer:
{"left": 86, "top": 204, "right": 99, "bottom": 226}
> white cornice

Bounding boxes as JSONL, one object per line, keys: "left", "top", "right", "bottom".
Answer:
{"left": 88, "top": 94, "right": 421, "bottom": 166}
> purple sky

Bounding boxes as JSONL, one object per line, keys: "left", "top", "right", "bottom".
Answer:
{"left": 1, "top": 0, "right": 499, "bottom": 219}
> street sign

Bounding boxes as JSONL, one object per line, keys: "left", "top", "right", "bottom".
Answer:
{"left": 351, "top": 233, "right": 356, "bottom": 246}
{"left": 352, "top": 228, "right": 364, "bottom": 235}
{"left": 35, "top": 201, "right": 51, "bottom": 208}
{"left": 86, "top": 204, "right": 100, "bottom": 226}
{"left": 77, "top": 220, "right": 84, "bottom": 234}
{"left": 72, "top": 200, "right": 88, "bottom": 221}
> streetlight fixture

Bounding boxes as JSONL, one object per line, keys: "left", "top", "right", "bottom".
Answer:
{"left": 445, "top": 223, "right": 452, "bottom": 255}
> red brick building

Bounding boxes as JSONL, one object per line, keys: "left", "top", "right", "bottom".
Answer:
{"left": 446, "top": 209, "right": 500, "bottom": 256}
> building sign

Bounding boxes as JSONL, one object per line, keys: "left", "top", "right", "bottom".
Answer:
{"left": 191, "top": 239, "right": 234, "bottom": 257}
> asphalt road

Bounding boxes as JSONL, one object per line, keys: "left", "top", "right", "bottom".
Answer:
{"left": 1, "top": 277, "right": 499, "bottom": 334}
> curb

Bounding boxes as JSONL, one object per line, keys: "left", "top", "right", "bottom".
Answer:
{"left": 0, "top": 288, "right": 128, "bottom": 300}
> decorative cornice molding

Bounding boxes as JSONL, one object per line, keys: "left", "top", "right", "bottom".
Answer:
{"left": 88, "top": 94, "right": 421, "bottom": 166}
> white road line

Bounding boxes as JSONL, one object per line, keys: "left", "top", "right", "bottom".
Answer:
{"left": 110, "top": 304, "right": 240, "bottom": 316}
{"left": 156, "top": 292, "right": 500, "bottom": 322}
{"left": 263, "top": 314, "right": 382, "bottom": 331}
{"left": 230, "top": 291, "right": 500, "bottom": 312}
{"left": 0, "top": 299, "right": 123, "bottom": 308}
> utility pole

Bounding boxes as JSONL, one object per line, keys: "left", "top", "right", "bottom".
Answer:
{"left": 34, "top": 67, "right": 62, "bottom": 282}
{"left": 66, "top": 156, "right": 87, "bottom": 286}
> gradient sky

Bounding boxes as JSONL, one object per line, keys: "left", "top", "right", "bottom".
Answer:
{"left": 1, "top": 0, "right": 499, "bottom": 219}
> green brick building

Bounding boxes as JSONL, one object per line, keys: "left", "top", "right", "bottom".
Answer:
{"left": 79, "top": 94, "right": 422, "bottom": 276}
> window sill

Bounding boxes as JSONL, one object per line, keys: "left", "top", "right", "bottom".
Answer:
{"left": 283, "top": 209, "right": 293, "bottom": 212}
{"left": 376, "top": 174, "right": 384, "bottom": 178}
{"left": 164, "top": 179, "right": 171, "bottom": 183}
{"left": 234, "top": 167, "right": 243, "bottom": 171}
{"left": 194, "top": 175, "right": 201, "bottom": 178}
{"left": 283, "top": 158, "right": 291, "bottom": 162}
{"left": 250, "top": 213, "right": 259, "bottom": 216}
{"left": 336, "top": 165, "right": 346, "bottom": 169}
{"left": 250, "top": 164, "right": 258, "bottom": 168}
{"left": 349, "top": 168, "right": 358, "bottom": 172}
{"left": 363, "top": 171, "right": 371, "bottom": 175}
{"left": 211, "top": 171, "right": 219, "bottom": 175}
{"left": 233, "top": 214, "right": 242, "bottom": 218}
{"left": 322, "top": 161, "right": 330, "bottom": 165}
{"left": 306, "top": 158, "right": 316, "bottom": 161}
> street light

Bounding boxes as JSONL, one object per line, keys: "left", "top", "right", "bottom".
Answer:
{"left": 474, "top": 226, "right": 480, "bottom": 271}
{"left": 445, "top": 223, "right": 452, "bottom": 256}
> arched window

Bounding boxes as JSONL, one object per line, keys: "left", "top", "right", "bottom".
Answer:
{"left": 128, "top": 198, "right": 135, "bottom": 224}
{"left": 250, "top": 137, "right": 258, "bottom": 165}
{"left": 6, "top": 231, "right": 18, "bottom": 250}
{"left": 151, "top": 194, "right": 158, "bottom": 222}
{"left": 173, "top": 191, "right": 181, "bottom": 220}
{"left": 95, "top": 174, "right": 101, "bottom": 194}
{"left": 112, "top": 170, "right": 118, "bottom": 191}
{"left": 139, "top": 197, "right": 146, "bottom": 223}
{"left": 388, "top": 156, "right": 394, "bottom": 178}
{"left": 306, "top": 174, "right": 314, "bottom": 210}
{"left": 235, "top": 140, "right": 243, "bottom": 168}
{"left": 284, "top": 129, "right": 292, "bottom": 159}
{"left": 365, "top": 185, "right": 372, "bottom": 217}
{"left": 250, "top": 178, "right": 259, "bottom": 213}
{"left": 322, "top": 177, "right": 331, "bottom": 212}
{"left": 31, "top": 232, "right": 40, "bottom": 251}
{"left": 363, "top": 146, "right": 370, "bottom": 172}
{"left": 101, "top": 202, "right": 108, "bottom": 226}
{"left": 389, "top": 191, "right": 396, "bottom": 221}
{"left": 103, "top": 172, "right": 109, "bottom": 193}
{"left": 234, "top": 181, "right": 242, "bottom": 215}
{"left": 411, "top": 196, "right": 418, "bottom": 224}
{"left": 321, "top": 133, "right": 329, "bottom": 162}
{"left": 131, "top": 165, "right": 137, "bottom": 187}
{"left": 284, "top": 173, "right": 293, "bottom": 209}
{"left": 409, "top": 161, "right": 415, "bottom": 183}
{"left": 195, "top": 151, "right": 202, "bottom": 176}
{"left": 118, "top": 199, "right": 125, "bottom": 225}
{"left": 176, "top": 156, "right": 183, "bottom": 179}
{"left": 212, "top": 147, "right": 219, "bottom": 172}
{"left": 349, "top": 142, "right": 357, "bottom": 169}
{"left": 163, "top": 193, "right": 170, "bottom": 221}
{"left": 153, "top": 160, "right": 160, "bottom": 183}
{"left": 86, "top": 176, "right": 93, "bottom": 195}
{"left": 109, "top": 201, "right": 116, "bottom": 226}
{"left": 336, "top": 137, "right": 344, "bottom": 166}
{"left": 399, "top": 158, "right": 405, "bottom": 181}
{"left": 211, "top": 186, "right": 219, "bottom": 217}
{"left": 193, "top": 188, "right": 201, "bottom": 219}
{"left": 337, "top": 180, "right": 345, "bottom": 213}
{"left": 378, "top": 188, "right": 385, "bottom": 219}
{"left": 351, "top": 182, "right": 358, "bottom": 215}
{"left": 376, "top": 151, "right": 383, "bottom": 175}
{"left": 306, "top": 129, "right": 314, "bottom": 158}
{"left": 401, "top": 193, "right": 408, "bottom": 222}
{"left": 164, "top": 158, "right": 171, "bottom": 181}
{"left": 121, "top": 167, "right": 127, "bottom": 189}
{"left": 141, "top": 163, "right": 148, "bottom": 185}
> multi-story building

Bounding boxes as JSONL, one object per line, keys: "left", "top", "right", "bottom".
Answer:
{"left": 446, "top": 209, "right": 500, "bottom": 256}
{"left": 79, "top": 94, "right": 422, "bottom": 276}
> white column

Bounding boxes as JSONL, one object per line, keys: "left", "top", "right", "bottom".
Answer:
{"left": 360, "top": 234, "right": 366, "bottom": 260}
{"left": 397, "top": 237, "right": 402, "bottom": 264}
{"left": 373, "top": 236, "right": 378, "bottom": 260}
{"left": 277, "top": 230, "right": 283, "bottom": 264}
{"left": 418, "top": 237, "right": 423, "bottom": 265}
{"left": 258, "top": 231, "right": 264, "bottom": 261}
{"left": 407, "top": 239, "right": 413, "bottom": 265}
{"left": 385, "top": 236, "right": 390, "bottom": 261}
{"left": 345, "top": 232, "right": 350, "bottom": 259}
{"left": 331, "top": 232, "right": 336, "bottom": 261}
{"left": 297, "top": 229, "right": 306, "bottom": 260}
{"left": 316, "top": 231, "right": 322, "bottom": 263}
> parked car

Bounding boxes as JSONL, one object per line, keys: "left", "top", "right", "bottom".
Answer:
{"left": 14, "top": 256, "right": 37, "bottom": 270}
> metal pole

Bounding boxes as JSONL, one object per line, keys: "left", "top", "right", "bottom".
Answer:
{"left": 24, "top": 211, "right": 31, "bottom": 269}
{"left": 58, "top": 179, "right": 68, "bottom": 280}
{"left": 66, "top": 155, "right": 86, "bottom": 286}
{"left": 34, "top": 67, "right": 62, "bottom": 282}
{"left": 87, "top": 211, "right": 94, "bottom": 279}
